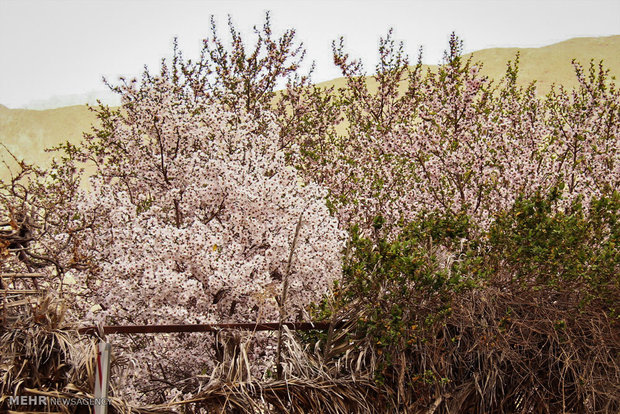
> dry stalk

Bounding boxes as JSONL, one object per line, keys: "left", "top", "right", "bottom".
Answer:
{"left": 276, "top": 212, "right": 304, "bottom": 380}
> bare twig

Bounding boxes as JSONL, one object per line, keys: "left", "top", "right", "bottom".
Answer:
{"left": 276, "top": 211, "right": 304, "bottom": 380}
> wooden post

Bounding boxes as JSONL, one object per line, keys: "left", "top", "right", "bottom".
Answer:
{"left": 94, "top": 341, "right": 111, "bottom": 414}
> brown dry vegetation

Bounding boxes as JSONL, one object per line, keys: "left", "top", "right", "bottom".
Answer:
{"left": 1, "top": 34, "right": 619, "bottom": 413}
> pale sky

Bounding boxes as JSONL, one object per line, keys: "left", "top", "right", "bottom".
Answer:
{"left": 1, "top": 0, "right": 619, "bottom": 109}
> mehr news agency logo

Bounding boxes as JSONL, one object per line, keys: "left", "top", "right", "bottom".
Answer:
{"left": 7, "top": 395, "right": 109, "bottom": 407}
{"left": 5, "top": 341, "right": 112, "bottom": 410}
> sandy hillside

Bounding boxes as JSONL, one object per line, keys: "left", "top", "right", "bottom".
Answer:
{"left": 1, "top": 35, "right": 618, "bottom": 180}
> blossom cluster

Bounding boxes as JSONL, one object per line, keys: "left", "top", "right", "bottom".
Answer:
{"left": 293, "top": 35, "right": 619, "bottom": 236}
{"left": 60, "top": 72, "right": 345, "bottom": 399}
{"left": 1, "top": 22, "right": 617, "bottom": 404}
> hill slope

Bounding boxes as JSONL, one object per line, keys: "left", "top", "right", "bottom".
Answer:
{"left": 1, "top": 35, "right": 618, "bottom": 180}
{"left": 0, "top": 104, "right": 97, "bottom": 177}
{"left": 317, "top": 35, "right": 619, "bottom": 94}
{"left": 468, "top": 35, "right": 619, "bottom": 95}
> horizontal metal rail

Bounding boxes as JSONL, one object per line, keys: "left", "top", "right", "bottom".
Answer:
{"left": 0, "top": 273, "right": 44, "bottom": 278}
{"left": 0, "top": 289, "right": 40, "bottom": 294}
{"left": 78, "top": 321, "right": 344, "bottom": 335}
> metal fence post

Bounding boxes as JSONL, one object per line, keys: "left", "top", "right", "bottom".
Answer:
{"left": 94, "top": 341, "right": 111, "bottom": 414}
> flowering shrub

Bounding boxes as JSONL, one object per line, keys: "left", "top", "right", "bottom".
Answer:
{"left": 69, "top": 74, "right": 345, "bottom": 399}
{"left": 1, "top": 15, "right": 618, "bottom": 411}
{"left": 310, "top": 187, "right": 619, "bottom": 412}
{"left": 293, "top": 33, "right": 619, "bottom": 236}
{"left": 2, "top": 16, "right": 345, "bottom": 402}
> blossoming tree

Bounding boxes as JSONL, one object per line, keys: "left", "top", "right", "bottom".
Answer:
{"left": 1, "top": 18, "right": 617, "bottom": 405}
{"left": 292, "top": 33, "right": 619, "bottom": 235}
{"left": 1, "top": 15, "right": 345, "bottom": 402}
{"left": 70, "top": 76, "right": 344, "bottom": 399}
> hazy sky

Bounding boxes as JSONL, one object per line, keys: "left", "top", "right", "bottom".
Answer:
{"left": 1, "top": 0, "right": 619, "bottom": 108}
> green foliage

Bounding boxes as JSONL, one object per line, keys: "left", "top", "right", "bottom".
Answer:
{"left": 488, "top": 186, "right": 619, "bottom": 311}
{"left": 310, "top": 187, "right": 620, "bottom": 401}
{"left": 310, "top": 211, "right": 482, "bottom": 376}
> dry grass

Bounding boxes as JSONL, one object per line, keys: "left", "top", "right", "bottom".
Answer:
{"left": 0, "top": 294, "right": 387, "bottom": 413}
{"left": 357, "top": 284, "right": 620, "bottom": 413}
{"left": 166, "top": 325, "right": 388, "bottom": 414}
{"left": 0, "top": 294, "right": 166, "bottom": 413}
{"left": 1, "top": 285, "right": 618, "bottom": 413}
